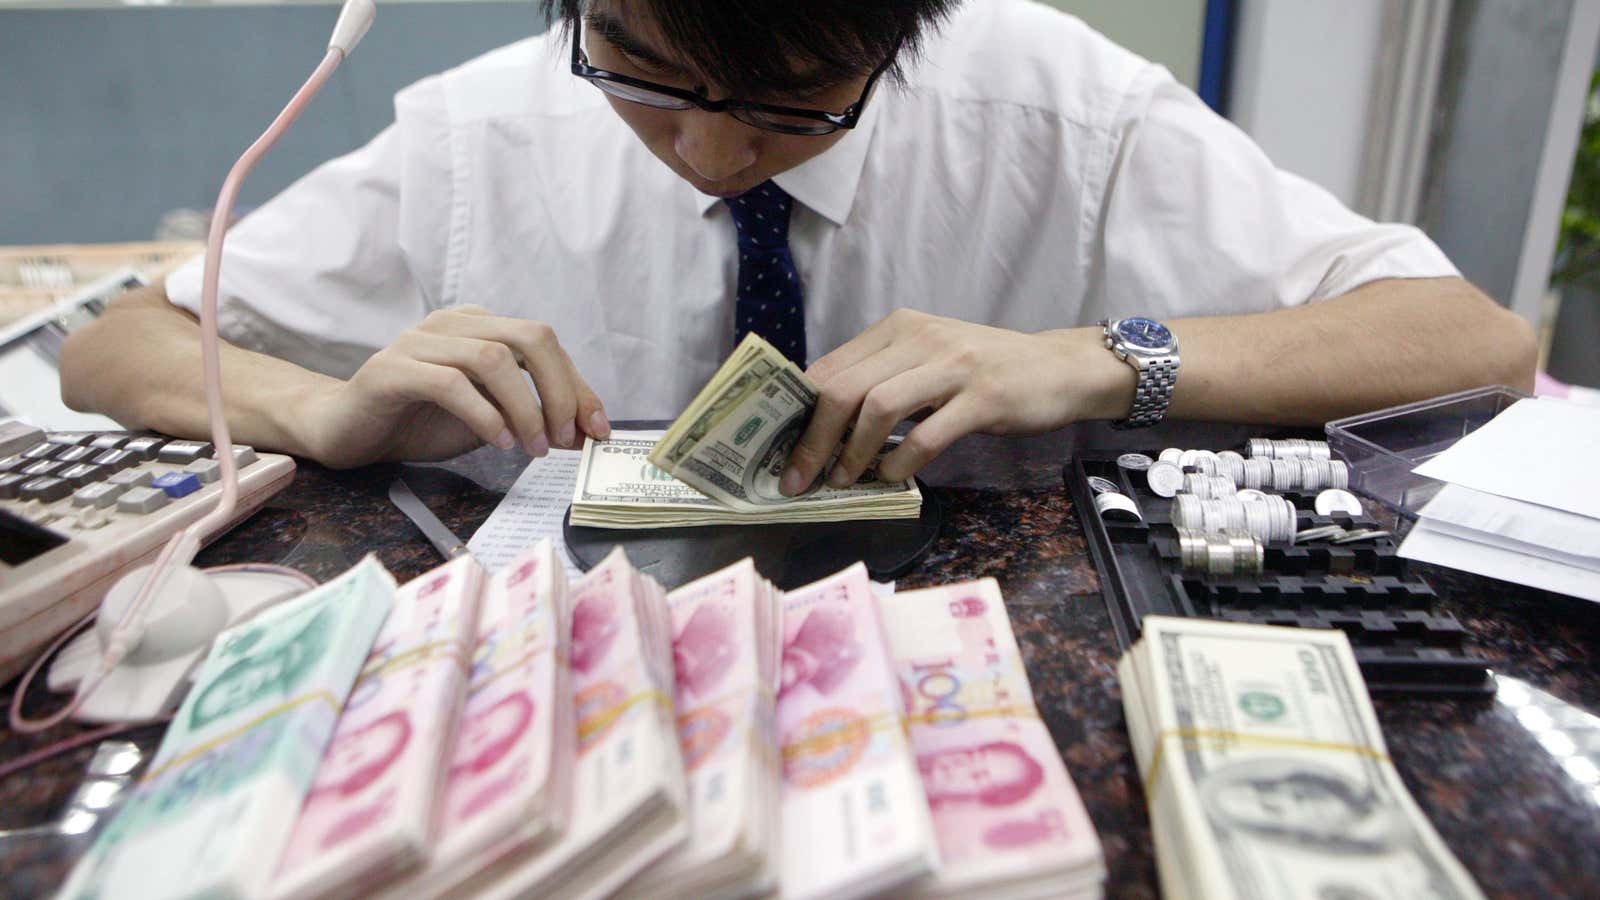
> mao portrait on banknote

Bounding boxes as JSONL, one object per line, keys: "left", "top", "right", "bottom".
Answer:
{"left": 189, "top": 606, "right": 333, "bottom": 730}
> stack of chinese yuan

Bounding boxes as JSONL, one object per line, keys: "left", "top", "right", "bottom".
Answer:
{"left": 619, "top": 558, "right": 783, "bottom": 899}
{"left": 273, "top": 555, "right": 483, "bottom": 900}
{"left": 66, "top": 543, "right": 1106, "bottom": 900}
{"left": 382, "top": 539, "right": 574, "bottom": 898}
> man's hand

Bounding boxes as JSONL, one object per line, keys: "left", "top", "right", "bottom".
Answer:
{"left": 300, "top": 305, "right": 610, "bottom": 468}
{"left": 780, "top": 309, "right": 1127, "bottom": 495}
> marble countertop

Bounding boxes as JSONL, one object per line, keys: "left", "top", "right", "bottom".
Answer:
{"left": 4, "top": 421, "right": 1598, "bottom": 897}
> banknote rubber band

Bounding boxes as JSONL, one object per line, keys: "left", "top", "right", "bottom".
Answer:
{"left": 358, "top": 639, "right": 472, "bottom": 681}
{"left": 575, "top": 688, "right": 672, "bottom": 745}
{"left": 780, "top": 710, "right": 903, "bottom": 760}
{"left": 904, "top": 704, "right": 1042, "bottom": 727}
{"left": 142, "top": 689, "right": 343, "bottom": 783}
{"left": 468, "top": 641, "right": 558, "bottom": 696}
{"left": 1141, "top": 727, "right": 1393, "bottom": 796}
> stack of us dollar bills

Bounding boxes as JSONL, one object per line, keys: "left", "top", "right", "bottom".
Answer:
{"left": 1119, "top": 616, "right": 1484, "bottom": 900}
{"left": 569, "top": 334, "right": 921, "bottom": 529}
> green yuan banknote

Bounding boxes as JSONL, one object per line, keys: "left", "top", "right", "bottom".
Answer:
{"left": 58, "top": 556, "right": 397, "bottom": 900}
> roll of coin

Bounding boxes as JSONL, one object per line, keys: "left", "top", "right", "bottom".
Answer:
{"left": 1172, "top": 494, "right": 1204, "bottom": 529}
{"left": 1329, "top": 459, "right": 1350, "bottom": 489}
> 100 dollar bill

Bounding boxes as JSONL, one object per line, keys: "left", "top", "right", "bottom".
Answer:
{"left": 647, "top": 333, "right": 918, "bottom": 515}
{"left": 1121, "top": 617, "right": 1483, "bottom": 900}
{"left": 650, "top": 335, "right": 818, "bottom": 510}
{"left": 572, "top": 432, "right": 919, "bottom": 529}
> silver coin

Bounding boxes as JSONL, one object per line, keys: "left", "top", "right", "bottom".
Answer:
{"left": 1158, "top": 448, "right": 1184, "bottom": 464}
{"left": 1093, "top": 491, "right": 1143, "bottom": 521}
{"left": 1088, "top": 475, "right": 1123, "bottom": 494}
{"left": 1295, "top": 524, "right": 1347, "bottom": 543}
{"left": 1147, "top": 461, "right": 1185, "bottom": 498}
{"left": 1117, "top": 453, "right": 1155, "bottom": 471}
{"left": 1332, "top": 528, "right": 1390, "bottom": 544}
{"left": 1314, "top": 488, "right": 1364, "bottom": 516}
{"left": 1236, "top": 488, "right": 1270, "bottom": 503}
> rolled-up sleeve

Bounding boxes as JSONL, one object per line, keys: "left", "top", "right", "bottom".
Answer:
{"left": 1091, "top": 67, "right": 1459, "bottom": 320}
{"left": 166, "top": 77, "right": 452, "bottom": 380}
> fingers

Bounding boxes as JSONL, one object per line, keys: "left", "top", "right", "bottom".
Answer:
{"left": 383, "top": 356, "right": 511, "bottom": 450}
{"left": 420, "top": 308, "right": 607, "bottom": 450}
{"left": 782, "top": 343, "right": 924, "bottom": 496}
{"left": 804, "top": 308, "right": 924, "bottom": 384}
{"left": 876, "top": 393, "right": 989, "bottom": 483}
{"left": 400, "top": 331, "right": 551, "bottom": 456}
{"left": 829, "top": 365, "right": 963, "bottom": 487}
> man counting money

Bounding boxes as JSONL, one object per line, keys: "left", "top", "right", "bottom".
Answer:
{"left": 61, "top": 0, "right": 1535, "bottom": 491}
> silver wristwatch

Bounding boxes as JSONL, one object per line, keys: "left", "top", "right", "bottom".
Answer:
{"left": 1101, "top": 317, "right": 1179, "bottom": 429}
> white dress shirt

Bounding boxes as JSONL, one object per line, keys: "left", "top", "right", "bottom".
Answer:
{"left": 167, "top": 0, "right": 1459, "bottom": 421}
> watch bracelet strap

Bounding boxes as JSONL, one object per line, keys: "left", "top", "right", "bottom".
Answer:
{"left": 1112, "top": 355, "right": 1178, "bottom": 429}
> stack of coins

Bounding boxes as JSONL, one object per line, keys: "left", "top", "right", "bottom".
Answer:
{"left": 1180, "top": 473, "right": 1238, "bottom": 499}
{"left": 1171, "top": 493, "right": 1297, "bottom": 545}
{"left": 1174, "top": 527, "right": 1264, "bottom": 576}
{"left": 1265, "top": 458, "right": 1350, "bottom": 492}
{"left": 1245, "top": 438, "right": 1333, "bottom": 461}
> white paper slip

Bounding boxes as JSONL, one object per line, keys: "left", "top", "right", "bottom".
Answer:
{"left": 467, "top": 449, "right": 583, "bottom": 579}
{"left": 1412, "top": 397, "right": 1600, "bottom": 520}
{"left": 1417, "top": 484, "right": 1600, "bottom": 570}
{"left": 1399, "top": 521, "right": 1600, "bottom": 602}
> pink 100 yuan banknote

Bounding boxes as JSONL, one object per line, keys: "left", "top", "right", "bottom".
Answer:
{"left": 777, "top": 563, "right": 937, "bottom": 900}
{"left": 271, "top": 555, "right": 483, "bottom": 900}
{"left": 878, "top": 579, "right": 1104, "bottom": 898}
{"left": 380, "top": 538, "right": 573, "bottom": 899}
{"left": 621, "top": 558, "right": 782, "bottom": 899}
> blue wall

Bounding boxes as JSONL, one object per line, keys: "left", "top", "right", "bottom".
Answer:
{"left": 0, "top": 4, "right": 545, "bottom": 244}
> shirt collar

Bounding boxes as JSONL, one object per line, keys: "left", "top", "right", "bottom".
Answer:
{"left": 691, "top": 90, "right": 882, "bottom": 227}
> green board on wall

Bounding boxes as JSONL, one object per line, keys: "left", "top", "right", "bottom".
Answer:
{"left": 1044, "top": 0, "right": 1206, "bottom": 89}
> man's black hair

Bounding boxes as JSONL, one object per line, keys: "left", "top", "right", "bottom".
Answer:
{"left": 542, "top": 1, "right": 960, "bottom": 98}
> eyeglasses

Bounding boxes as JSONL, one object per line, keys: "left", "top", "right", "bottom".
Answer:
{"left": 571, "top": 26, "right": 899, "bottom": 136}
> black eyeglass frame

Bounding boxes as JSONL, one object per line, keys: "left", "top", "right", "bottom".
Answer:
{"left": 570, "top": 25, "right": 901, "bottom": 136}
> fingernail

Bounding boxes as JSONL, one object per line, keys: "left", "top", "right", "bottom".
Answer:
{"left": 780, "top": 467, "right": 806, "bottom": 497}
{"left": 827, "top": 467, "right": 852, "bottom": 488}
{"left": 558, "top": 423, "right": 577, "bottom": 449}
{"left": 529, "top": 432, "right": 550, "bottom": 457}
{"left": 494, "top": 429, "right": 515, "bottom": 450}
{"left": 588, "top": 410, "right": 610, "bottom": 438}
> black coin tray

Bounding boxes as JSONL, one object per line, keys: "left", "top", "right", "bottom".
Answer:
{"left": 1066, "top": 450, "right": 1495, "bottom": 697}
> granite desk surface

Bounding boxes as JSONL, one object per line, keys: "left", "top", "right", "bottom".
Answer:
{"left": 3, "top": 422, "right": 1598, "bottom": 898}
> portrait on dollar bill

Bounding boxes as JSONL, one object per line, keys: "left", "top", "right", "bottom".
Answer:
{"left": 1199, "top": 757, "right": 1405, "bottom": 855}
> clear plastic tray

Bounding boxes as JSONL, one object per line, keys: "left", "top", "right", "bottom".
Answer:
{"left": 1325, "top": 385, "right": 1531, "bottom": 518}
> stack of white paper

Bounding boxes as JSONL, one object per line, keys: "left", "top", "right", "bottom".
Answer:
{"left": 1399, "top": 397, "right": 1600, "bottom": 602}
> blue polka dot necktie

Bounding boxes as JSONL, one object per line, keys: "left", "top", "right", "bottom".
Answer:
{"left": 726, "top": 181, "right": 806, "bottom": 367}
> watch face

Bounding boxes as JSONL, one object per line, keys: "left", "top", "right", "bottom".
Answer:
{"left": 1116, "top": 317, "right": 1174, "bottom": 350}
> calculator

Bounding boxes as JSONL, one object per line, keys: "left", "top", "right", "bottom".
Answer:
{"left": 0, "top": 421, "right": 294, "bottom": 684}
